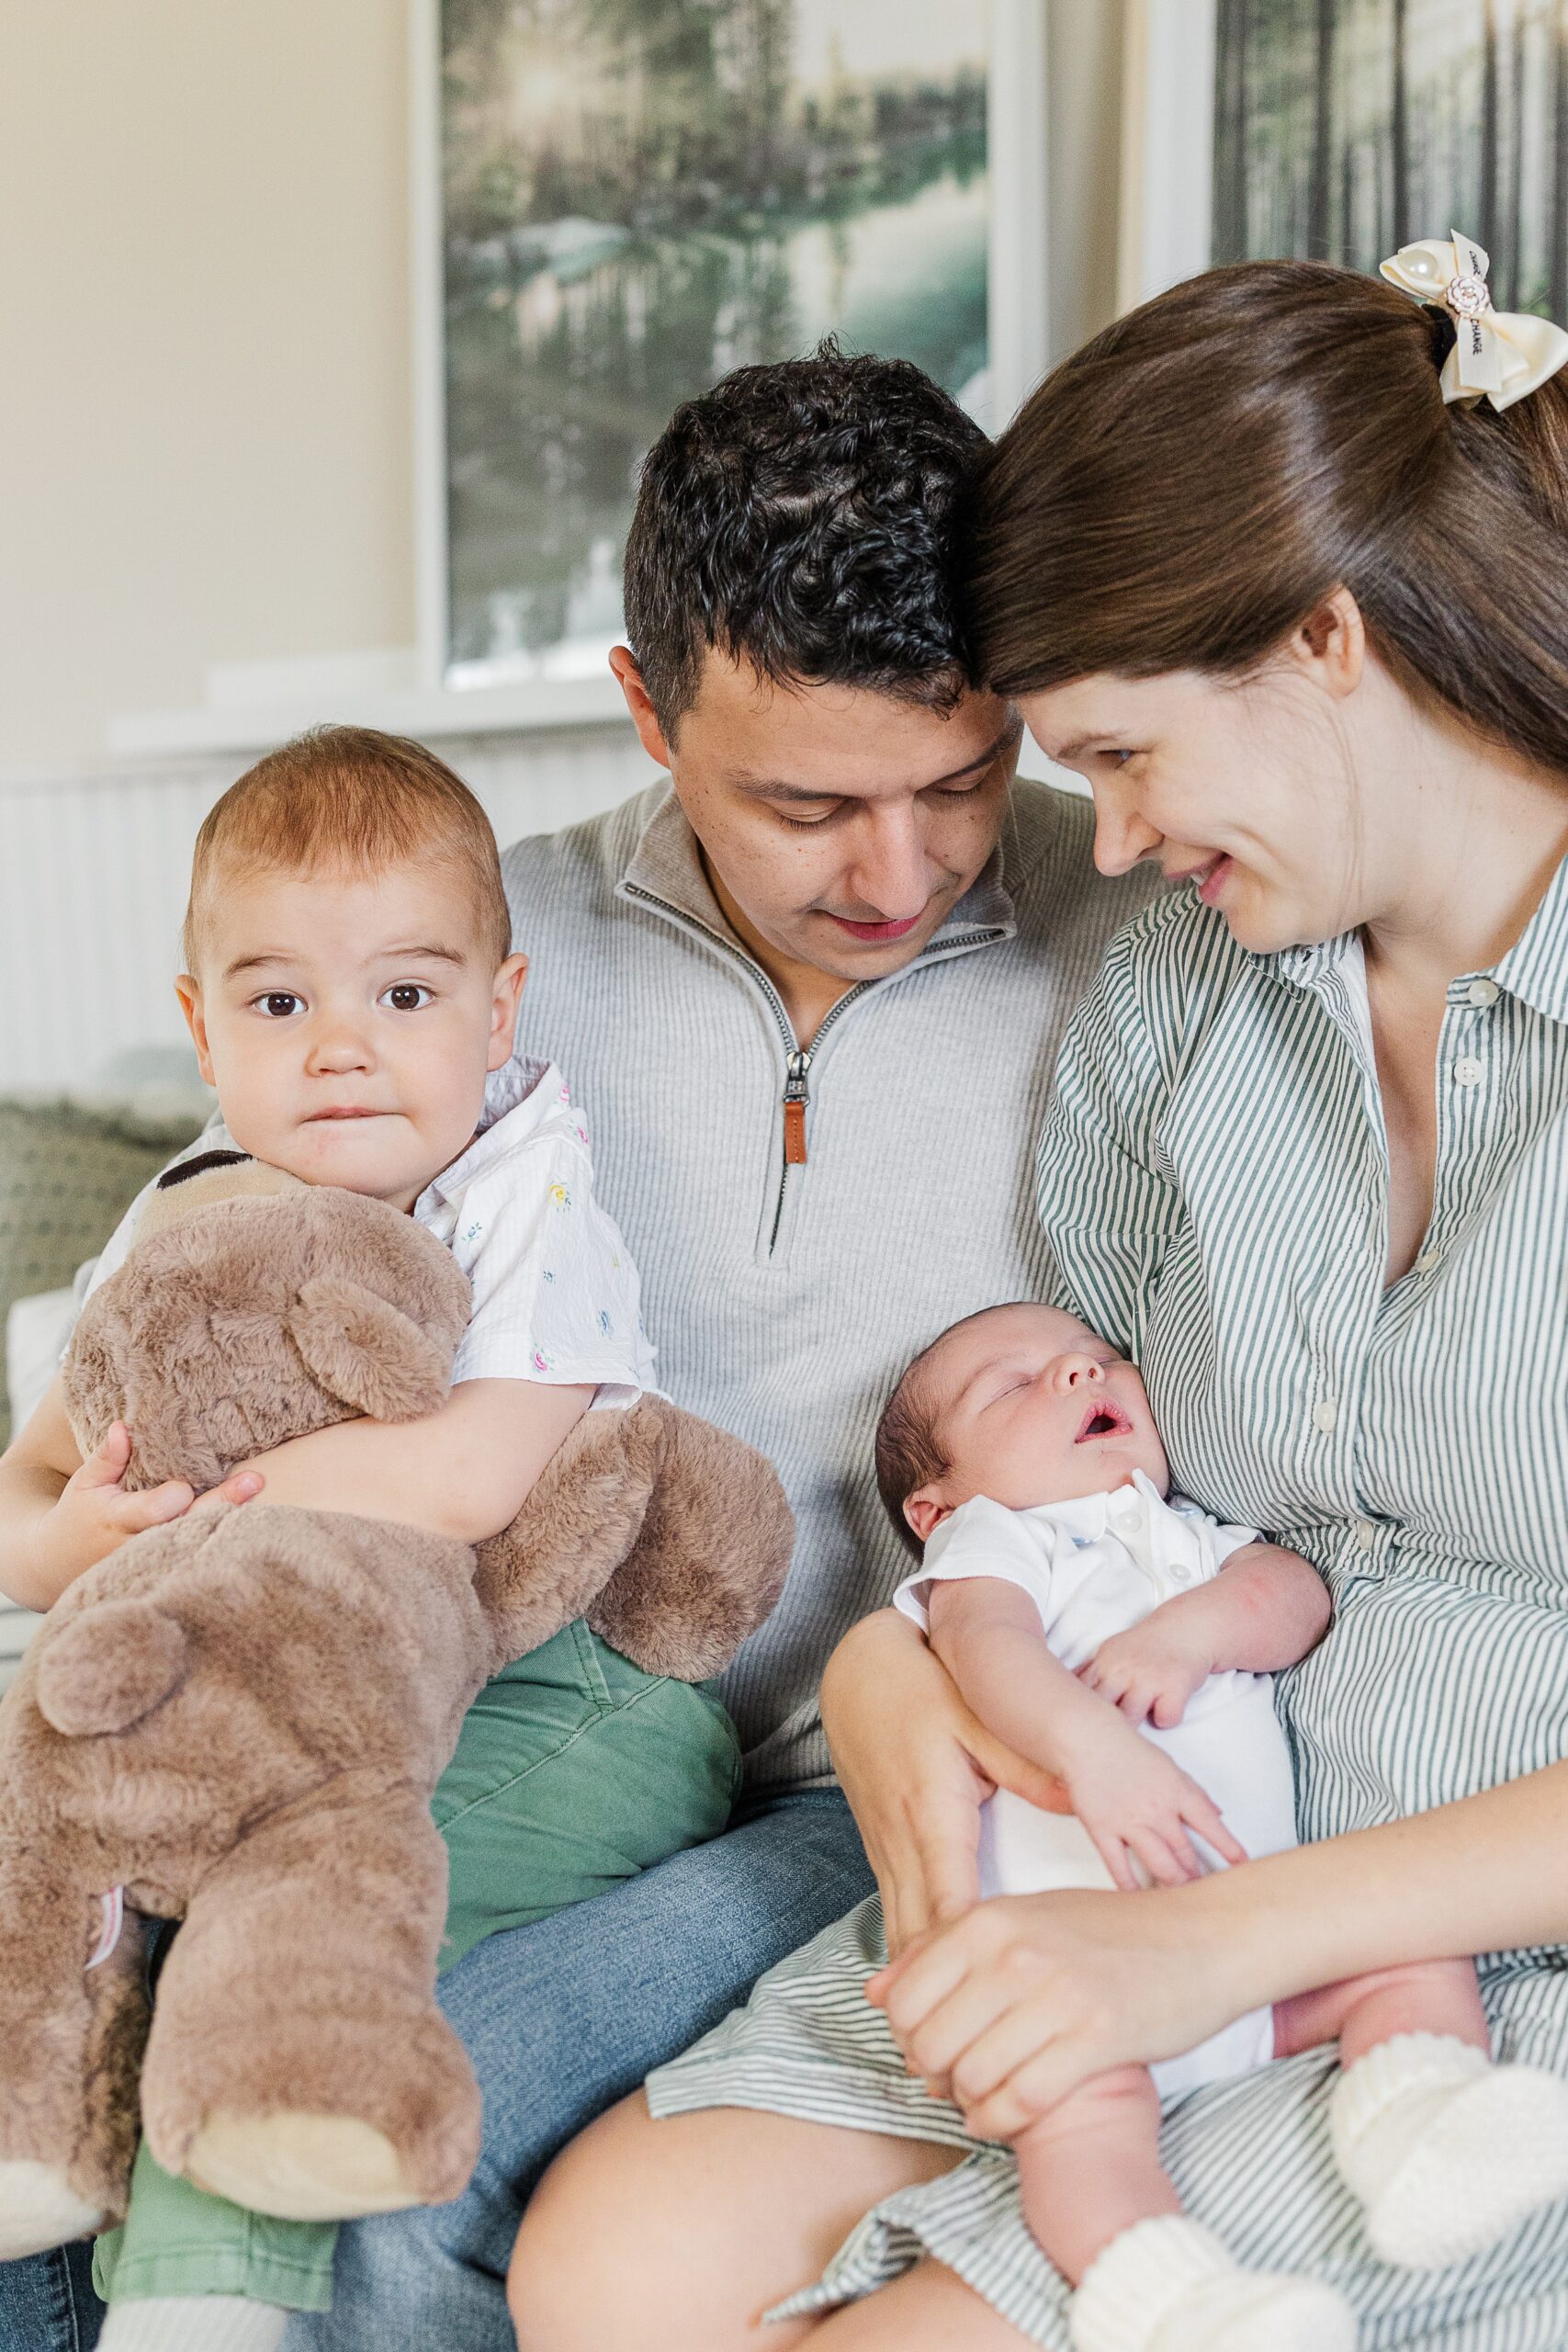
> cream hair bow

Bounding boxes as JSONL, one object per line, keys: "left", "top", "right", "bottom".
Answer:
{"left": 1380, "top": 230, "right": 1568, "bottom": 412}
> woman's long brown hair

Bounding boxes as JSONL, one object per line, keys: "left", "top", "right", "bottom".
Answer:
{"left": 966, "top": 260, "right": 1568, "bottom": 778}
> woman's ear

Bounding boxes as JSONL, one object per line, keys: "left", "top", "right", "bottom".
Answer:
{"left": 488, "top": 952, "right": 529, "bottom": 1069}
{"left": 903, "top": 1490, "right": 952, "bottom": 1544}
{"left": 174, "top": 974, "right": 216, "bottom": 1088}
{"left": 1290, "top": 584, "right": 1366, "bottom": 701}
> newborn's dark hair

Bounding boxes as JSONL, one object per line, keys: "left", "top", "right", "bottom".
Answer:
{"left": 874, "top": 1306, "right": 1008, "bottom": 1559}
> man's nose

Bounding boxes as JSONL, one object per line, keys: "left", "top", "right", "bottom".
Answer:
{"left": 847, "top": 808, "right": 931, "bottom": 920}
{"left": 1092, "top": 786, "right": 1161, "bottom": 878}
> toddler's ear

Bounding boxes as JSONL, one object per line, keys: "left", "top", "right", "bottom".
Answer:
{"left": 287, "top": 1277, "right": 453, "bottom": 1422}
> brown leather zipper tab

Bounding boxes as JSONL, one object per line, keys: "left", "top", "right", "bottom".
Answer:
{"left": 784, "top": 1097, "right": 807, "bottom": 1165}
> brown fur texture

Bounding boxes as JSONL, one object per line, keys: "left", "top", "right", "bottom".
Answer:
{"left": 0, "top": 1175, "right": 791, "bottom": 2248}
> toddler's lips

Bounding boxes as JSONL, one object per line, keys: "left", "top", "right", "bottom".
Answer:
{"left": 306, "top": 1108, "right": 391, "bottom": 1121}
{"left": 1075, "top": 1399, "right": 1134, "bottom": 1444}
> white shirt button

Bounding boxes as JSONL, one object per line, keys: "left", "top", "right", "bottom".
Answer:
{"left": 1354, "top": 1519, "right": 1376, "bottom": 1553}
{"left": 1454, "top": 1057, "right": 1483, "bottom": 1088}
{"left": 1168, "top": 1562, "right": 1192, "bottom": 1584}
{"left": 1415, "top": 1250, "right": 1440, "bottom": 1274}
{"left": 1468, "top": 978, "right": 1500, "bottom": 1009}
{"left": 1313, "top": 1398, "right": 1338, "bottom": 1432}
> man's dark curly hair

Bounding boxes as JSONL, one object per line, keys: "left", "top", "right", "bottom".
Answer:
{"left": 624, "top": 340, "right": 988, "bottom": 738}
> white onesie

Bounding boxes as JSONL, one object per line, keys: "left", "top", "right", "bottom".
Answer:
{"left": 895, "top": 1470, "right": 1299, "bottom": 2104}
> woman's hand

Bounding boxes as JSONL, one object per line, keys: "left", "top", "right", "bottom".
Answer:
{"left": 867, "top": 1879, "right": 1248, "bottom": 2134}
{"left": 820, "top": 1611, "right": 1069, "bottom": 1956}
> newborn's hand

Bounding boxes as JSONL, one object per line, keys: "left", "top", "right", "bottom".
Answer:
{"left": 1062, "top": 1709, "right": 1245, "bottom": 1890}
{"left": 1080, "top": 1611, "right": 1213, "bottom": 1730}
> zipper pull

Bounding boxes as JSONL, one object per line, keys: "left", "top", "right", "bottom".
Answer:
{"left": 783, "top": 1049, "right": 812, "bottom": 1166}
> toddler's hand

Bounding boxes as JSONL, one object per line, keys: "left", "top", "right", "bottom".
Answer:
{"left": 1062, "top": 1710, "right": 1246, "bottom": 1891}
{"left": 1080, "top": 1613, "right": 1213, "bottom": 1730}
{"left": 36, "top": 1423, "right": 259, "bottom": 1592}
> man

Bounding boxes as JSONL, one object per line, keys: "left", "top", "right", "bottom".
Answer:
{"left": 3, "top": 346, "right": 1154, "bottom": 2352}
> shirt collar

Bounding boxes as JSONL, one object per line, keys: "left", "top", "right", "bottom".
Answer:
{"left": 617, "top": 778, "right": 1017, "bottom": 962}
{"left": 420, "top": 1053, "right": 555, "bottom": 1211}
{"left": 1024, "top": 1466, "right": 1166, "bottom": 1544}
{"left": 1492, "top": 849, "right": 1568, "bottom": 1028}
{"left": 1262, "top": 848, "right": 1568, "bottom": 1032}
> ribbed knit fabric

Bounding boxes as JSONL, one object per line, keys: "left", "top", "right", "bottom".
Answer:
{"left": 1068, "top": 2216, "right": 1357, "bottom": 2352}
{"left": 1330, "top": 2034, "right": 1568, "bottom": 2268}
{"left": 502, "top": 780, "right": 1156, "bottom": 1788}
{"left": 96, "top": 2294, "right": 286, "bottom": 2351}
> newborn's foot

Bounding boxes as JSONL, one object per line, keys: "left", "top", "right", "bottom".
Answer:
{"left": 1068, "top": 2215, "right": 1357, "bottom": 2352}
{"left": 1331, "top": 2033, "right": 1568, "bottom": 2267}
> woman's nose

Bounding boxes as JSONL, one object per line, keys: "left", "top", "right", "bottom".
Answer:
{"left": 1092, "top": 787, "right": 1161, "bottom": 878}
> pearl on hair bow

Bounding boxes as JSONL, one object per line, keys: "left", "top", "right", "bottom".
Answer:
{"left": 1380, "top": 230, "right": 1568, "bottom": 412}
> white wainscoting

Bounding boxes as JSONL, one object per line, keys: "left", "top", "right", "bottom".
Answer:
{"left": 0, "top": 724, "right": 654, "bottom": 1092}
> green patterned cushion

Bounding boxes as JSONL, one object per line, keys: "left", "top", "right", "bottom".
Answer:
{"left": 0, "top": 1096, "right": 208, "bottom": 1446}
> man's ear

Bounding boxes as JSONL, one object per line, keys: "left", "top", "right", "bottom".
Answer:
{"left": 903, "top": 1490, "right": 953, "bottom": 1544}
{"left": 609, "top": 646, "right": 675, "bottom": 769}
{"left": 1287, "top": 584, "right": 1366, "bottom": 701}
{"left": 488, "top": 952, "right": 529, "bottom": 1070}
{"left": 174, "top": 974, "right": 216, "bottom": 1088}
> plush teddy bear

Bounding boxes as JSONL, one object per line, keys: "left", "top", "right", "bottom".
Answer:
{"left": 0, "top": 1156, "right": 792, "bottom": 2258}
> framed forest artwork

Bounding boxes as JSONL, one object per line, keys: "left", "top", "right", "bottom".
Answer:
{"left": 1122, "top": 0, "right": 1568, "bottom": 320}
{"left": 412, "top": 0, "right": 1048, "bottom": 702}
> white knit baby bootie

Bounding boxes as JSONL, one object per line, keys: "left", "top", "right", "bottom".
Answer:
{"left": 1330, "top": 2032, "right": 1568, "bottom": 2267}
{"left": 1067, "top": 2214, "right": 1358, "bottom": 2352}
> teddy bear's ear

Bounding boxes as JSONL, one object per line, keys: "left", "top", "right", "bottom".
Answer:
{"left": 286, "top": 1276, "right": 455, "bottom": 1422}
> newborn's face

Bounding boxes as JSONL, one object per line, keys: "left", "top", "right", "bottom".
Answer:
{"left": 919, "top": 1303, "right": 1169, "bottom": 1521}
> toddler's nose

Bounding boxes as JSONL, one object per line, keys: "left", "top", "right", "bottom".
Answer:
{"left": 1055, "top": 1353, "right": 1105, "bottom": 1391}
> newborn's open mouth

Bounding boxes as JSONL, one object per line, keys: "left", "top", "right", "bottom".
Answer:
{"left": 1075, "top": 1399, "right": 1134, "bottom": 1444}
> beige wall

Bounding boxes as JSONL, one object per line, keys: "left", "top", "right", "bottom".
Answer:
{"left": 0, "top": 0, "right": 413, "bottom": 775}
{"left": 0, "top": 2, "right": 1122, "bottom": 779}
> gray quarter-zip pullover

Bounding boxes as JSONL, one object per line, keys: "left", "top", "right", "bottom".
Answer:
{"left": 503, "top": 778, "right": 1156, "bottom": 1791}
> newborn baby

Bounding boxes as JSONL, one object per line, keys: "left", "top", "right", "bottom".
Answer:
{"left": 874, "top": 1302, "right": 1568, "bottom": 2352}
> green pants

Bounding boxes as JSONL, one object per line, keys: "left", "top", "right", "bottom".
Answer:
{"left": 94, "top": 1621, "right": 741, "bottom": 2310}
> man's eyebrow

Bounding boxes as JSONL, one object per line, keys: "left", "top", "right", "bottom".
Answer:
{"left": 729, "top": 724, "right": 1021, "bottom": 805}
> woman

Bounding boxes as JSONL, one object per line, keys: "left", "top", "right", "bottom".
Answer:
{"left": 511, "top": 253, "right": 1568, "bottom": 2348}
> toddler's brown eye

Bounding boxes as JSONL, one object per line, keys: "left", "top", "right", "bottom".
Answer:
{"left": 260, "top": 992, "right": 301, "bottom": 1018}
{"left": 382, "top": 983, "right": 434, "bottom": 1012}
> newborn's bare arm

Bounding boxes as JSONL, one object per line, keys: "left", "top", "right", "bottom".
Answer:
{"left": 926, "top": 1577, "right": 1245, "bottom": 1888}
{"left": 1082, "top": 1542, "right": 1332, "bottom": 1728}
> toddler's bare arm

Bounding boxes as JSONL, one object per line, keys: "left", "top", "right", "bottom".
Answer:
{"left": 193, "top": 1376, "right": 595, "bottom": 1546}
{"left": 0, "top": 1373, "right": 255, "bottom": 1611}
{"left": 926, "top": 1577, "right": 1244, "bottom": 1889}
{"left": 1082, "top": 1542, "right": 1332, "bottom": 1728}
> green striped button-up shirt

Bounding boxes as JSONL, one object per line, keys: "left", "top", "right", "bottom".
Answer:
{"left": 1039, "top": 860, "right": 1568, "bottom": 1850}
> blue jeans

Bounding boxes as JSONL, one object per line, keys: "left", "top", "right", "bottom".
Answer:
{"left": 0, "top": 1789, "right": 872, "bottom": 2352}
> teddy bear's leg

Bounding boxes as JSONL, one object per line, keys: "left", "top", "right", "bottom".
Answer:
{"left": 0, "top": 1849, "right": 152, "bottom": 2257}
{"left": 136, "top": 1784, "right": 481, "bottom": 2222}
